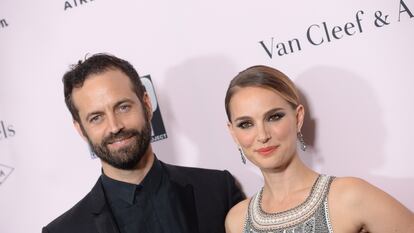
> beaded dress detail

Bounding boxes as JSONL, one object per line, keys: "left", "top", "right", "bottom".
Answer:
{"left": 244, "top": 175, "right": 335, "bottom": 233}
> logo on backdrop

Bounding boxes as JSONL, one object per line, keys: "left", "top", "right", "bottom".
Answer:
{"left": 0, "top": 164, "right": 14, "bottom": 186}
{"left": 0, "top": 18, "right": 9, "bottom": 29}
{"left": 0, "top": 121, "right": 16, "bottom": 185}
{"left": 64, "top": 0, "right": 95, "bottom": 11}
{"left": 141, "top": 75, "right": 168, "bottom": 142}
{"left": 88, "top": 75, "right": 167, "bottom": 159}
{"left": 259, "top": 0, "right": 413, "bottom": 59}
{"left": 0, "top": 121, "right": 16, "bottom": 140}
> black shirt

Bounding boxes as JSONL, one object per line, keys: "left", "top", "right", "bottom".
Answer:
{"left": 101, "top": 157, "right": 180, "bottom": 233}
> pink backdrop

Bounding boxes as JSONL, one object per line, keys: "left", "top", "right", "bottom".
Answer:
{"left": 1, "top": 1, "right": 413, "bottom": 232}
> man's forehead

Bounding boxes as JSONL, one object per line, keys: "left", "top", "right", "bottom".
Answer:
{"left": 72, "top": 70, "right": 138, "bottom": 112}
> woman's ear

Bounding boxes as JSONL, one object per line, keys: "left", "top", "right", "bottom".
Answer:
{"left": 227, "top": 121, "right": 241, "bottom": 146}
{"left": 296, "top": 104, "right": 305, "bottom": 132}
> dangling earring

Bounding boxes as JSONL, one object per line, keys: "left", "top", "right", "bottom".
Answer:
{"left": 297, "top": 132, "right": 307, "bottom": 151}
{"left": 238, "top": 147, "right": 247, "bottom": 164}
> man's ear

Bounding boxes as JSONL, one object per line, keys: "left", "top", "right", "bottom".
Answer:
{"left": 143, "top": 92, "right": 153, "bottom": 120}
{"left": 73, "top": 120, "right": 88, "bottom": 142}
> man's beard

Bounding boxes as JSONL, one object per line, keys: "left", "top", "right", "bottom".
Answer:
{"left": 86, "top": 121, "right": 152, "bottom": 170}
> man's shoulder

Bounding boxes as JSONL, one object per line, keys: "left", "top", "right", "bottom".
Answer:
{"left": 161, "top": 161, "right": 231, "bottom": 179}
{"left": 159, "top": 161, "right": 239, "bottom": 192}
{"left": 45, "top": 196, "right": 89, "bottom": 226}
{"left": 43, "top": 180, "right": 100, "bottom": 232}
{"left": 160, "top": 160, "right": 245, "bottom": 212}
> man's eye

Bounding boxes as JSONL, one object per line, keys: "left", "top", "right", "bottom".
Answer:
{"left": 89, "top": 115, "right": 102, "bottom": 124}
{"left": 268, "top": 113, "right": 285, "bottom": 122}
{"left": 119, "top": 105, "right": 131, "bottom": 112}
{"left": 237, "top": 121, "right": 253, "bottom": 129}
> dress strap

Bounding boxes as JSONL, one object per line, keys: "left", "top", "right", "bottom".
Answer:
{"left": 244, "top": 174, "right": 334, "bottom": 232}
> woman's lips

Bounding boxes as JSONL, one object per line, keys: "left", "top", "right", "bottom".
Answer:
{"left": 255, "top": 146, "right": 278, "bottom": 155}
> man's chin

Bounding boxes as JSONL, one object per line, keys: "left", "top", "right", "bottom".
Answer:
{"left": 100, "top": 156, "right": 141, "bottom": 170}
{"left": 102, "top": 150, "right": 144, "bottom": 169}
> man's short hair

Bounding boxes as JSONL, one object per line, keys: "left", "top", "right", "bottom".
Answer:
{"left": 63, "top": 53, "right": 146, "bottom": 122}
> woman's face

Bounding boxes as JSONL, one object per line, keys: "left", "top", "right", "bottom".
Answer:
{"left": 228, "top": 86, "right": 304, "bottom": 171}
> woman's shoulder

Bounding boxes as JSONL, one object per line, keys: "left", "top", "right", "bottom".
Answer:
{"left": 328, "top": 176, "right": 414, "bottom": 232}
{"left": 328, "top": 176, "right": 380, "bottom": 207}
{"left": 330, "top": 176, "right": 368, "bottom": 190}
{"left": 330, "top": 176, "right": 412, "bottom": 210}
{"left": 225, "top": 198, "right": 251, "bottom": 233}
{"left": 329, "top": 176, "right": 380, "bottom": 202}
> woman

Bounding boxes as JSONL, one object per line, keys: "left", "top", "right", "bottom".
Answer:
{"left": 224, "top": 65, "right": 414, "bottom": 233}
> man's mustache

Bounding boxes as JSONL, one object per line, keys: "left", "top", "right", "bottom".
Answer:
{"left": 102, "top": 129, "right": 141, "bottom": 145}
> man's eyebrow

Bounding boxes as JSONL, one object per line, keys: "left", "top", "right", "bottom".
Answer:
{"left": 85, "top": 110, "right": 104, "bottom": 122}
{"left": 113, "top": 98, "right": 134, "bottom": 109}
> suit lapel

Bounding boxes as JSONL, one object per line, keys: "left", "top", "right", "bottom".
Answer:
{"left": 89, "top": 178, "right": 120, "bottom": 233}
{"left": 171, "top": 181, "right": 199, "bottom": 233}
{"left": 93, "top": 206, "right": 120, "bottom": 233}
{"left": 161, "top": 162, "right": 200, "bottom": 233}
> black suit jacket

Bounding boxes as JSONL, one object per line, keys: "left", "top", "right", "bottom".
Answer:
{"left": 42, "top": 161, "right": 244, "bottom": 233}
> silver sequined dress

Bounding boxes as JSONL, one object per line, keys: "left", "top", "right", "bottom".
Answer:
{"left": 244, "top": 175, "right": 335, "bottom": 233}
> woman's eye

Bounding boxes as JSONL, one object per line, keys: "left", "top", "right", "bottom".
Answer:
{"left": 268, "top": 112, "right": 285, "bottom": 121}
{"left": 237, "top": 121, "right": 253, "bottom": 129}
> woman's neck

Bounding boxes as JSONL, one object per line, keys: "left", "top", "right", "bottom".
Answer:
{"left": 260, "top": 156, "right": 318, "bottom": 212}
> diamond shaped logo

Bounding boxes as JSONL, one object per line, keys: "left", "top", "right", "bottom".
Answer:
{"left": 0, "top": 164, "right": 14, "bottom": 185}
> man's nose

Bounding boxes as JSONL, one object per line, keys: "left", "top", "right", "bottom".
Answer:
{"left": 107, "top": 114, "right": 124, "bottom": 134}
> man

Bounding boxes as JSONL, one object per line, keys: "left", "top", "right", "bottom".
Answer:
{"left": 42, "top": 53, "right": 244, "bottom": 233}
